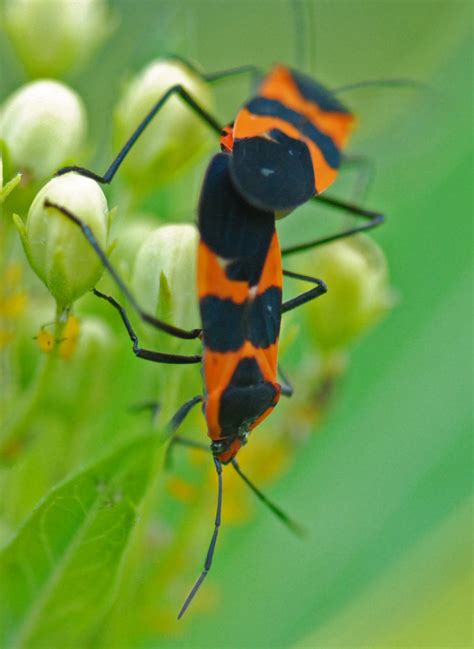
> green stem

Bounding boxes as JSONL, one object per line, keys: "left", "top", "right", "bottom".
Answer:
{"left": 0, "top": 303, "right": 68, "bottom": 463}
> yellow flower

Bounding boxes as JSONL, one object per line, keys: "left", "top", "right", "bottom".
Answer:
{"left": 59, "top": 315, "right": 81, "bottom": 360}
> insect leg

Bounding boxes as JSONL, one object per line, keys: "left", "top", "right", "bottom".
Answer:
{"left": 178, "top": 456, "right": 223, "bottom": 619}
{"left": 167, "top": 396, "right": 204, "bottom": 434}
{"left": 93, "top": 289, "right": 201, "bottom": 364}
{"left": 281, "top": 195, "right": 384, "bottom": 257}
{"left": 278, "top": 365, "right": 294, "bottom": 398}
{"left": 44, "top": 201, "right": 202, "bottom": 341}
{"left": 171, "top": 435, "right": 209, "bottom": 452}
{"left": 55, "top": 85, "right": 222, "bottom": 184}
{"left": 281, "top": 269, "right": 327, "bottom": 313}
{"left": 130, "top": 401, "right": 161, "bottom": 419}
{"left": 332, "top": 78, "right": 432, "bottom": 95}
{"left": 169, "top": 438, "right": 304, "bottom": 533}
{"left": 203, "top": 64, "right": 261, "bottom": 85}
{"left": 131, "top": 395, "right": 202, "bottom": 430}
{"left": 341, "top": 154, "right": 376, "bottom": 203}
{"left": 231, "top": 459, "right": 304, "bottom": 536}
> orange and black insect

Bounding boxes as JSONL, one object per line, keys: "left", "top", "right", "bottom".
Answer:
{"left": 49, "top": 59, "right": 389, "bottom": 617}
{"left": 45, "top": 148, "right": 327, "bottom": 617}
{"left": 58, "top": 60, "right": 384, "bottom": 242}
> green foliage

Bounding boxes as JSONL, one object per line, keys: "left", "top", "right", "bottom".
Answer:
{"left": 0, "top": 434, "right": 161, "bottom": 649}
{"left": 0, "top": 1, "right": 471, "bottom": 647}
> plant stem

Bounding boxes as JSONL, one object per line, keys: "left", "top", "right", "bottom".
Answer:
{"left": 0, "top": 303, "right": 67, "bottom": 463}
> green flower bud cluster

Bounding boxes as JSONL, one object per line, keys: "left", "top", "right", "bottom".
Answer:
{"left": 300, "top": 236, "right": 394, "bottom": 351}
{"left": 0, "top": 2, "right": 397, "bottom": 639}
{"left": 268, "top": 235, "right": 394, "bottom": 448}
{"left": 1, "top": 13, "right": 211, "bottom": 310}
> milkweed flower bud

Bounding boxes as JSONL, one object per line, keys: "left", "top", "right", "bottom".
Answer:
{"left": 114, "top": 59, "right": 214, "bottom": 189}
{"left": 0, "top": 80, "right": 86, "bottom": 182}
{"left": 4, "top": 0, "right": 114, "bottom": 78}
{"left": 132, "top": 224, "right": 199, "bottom": 329}
{"left": 302, "top": 236, "right": 394, "bottom": 351}
{"left": 14, "top": 174, "right": 110, "bottom": 308}
{"left": 111, "top": 217, "right": 157, "bottom": 280}
{"left": 73, "top": 317, "right": 116, "bottom": 368}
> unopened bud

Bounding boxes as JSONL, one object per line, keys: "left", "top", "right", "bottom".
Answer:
{"left": 74, "top": 316, "right": 116, "bottom": 361}
{"left": 114, "top": 59, "right": 214, "bottom": 188}
{"left": 14, "top": 173, "right": 110, "bottom": 307}
{"left": 111, "top": 217, "right": 157, "bottom": 280}
{"left": 132, "top": 224, "right": 199, "bottom": 329}
{"left": 4, "top": 0, "right": 114, "bottom": 78}
{"left": 302, "top": 236, "right": 394, "bottom": 351}
{"left": 0, "top": 80, "right": 86, "bottom": 182}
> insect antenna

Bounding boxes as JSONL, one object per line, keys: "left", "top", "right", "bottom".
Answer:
{"left": 291, "top": 0, "right": 315, "bottom": 73}
{"left": 178, "top": 456, "right": 223, "bottom": 620}
{"left": 332, "top": 78, "right": 433, "bottom": 95}
{"left": 231, "top": 458, "right": 305, "bottom": 537}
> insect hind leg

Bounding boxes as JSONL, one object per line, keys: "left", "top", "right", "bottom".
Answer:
{"left": 281, "top": 269, "right": 327, "bottom": 313}
{"left": 93, "top": 289, "right": 201, "bottom": 364}
{"left": 44, "top": 200, "right": 202, "bottom": 342}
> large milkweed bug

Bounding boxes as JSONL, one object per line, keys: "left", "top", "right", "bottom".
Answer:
{"left": 46, "top": 58, "right": 397, "bottom": 617}
{"left": 44, "top": 148, "right": 329, "bottom": 617}
{"left": 57, "top": 59, "right": 386, "bottom": 244}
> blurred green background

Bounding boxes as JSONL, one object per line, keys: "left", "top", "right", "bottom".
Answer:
{"left": 0, "top": 1, "right": 472, "bottom": 648}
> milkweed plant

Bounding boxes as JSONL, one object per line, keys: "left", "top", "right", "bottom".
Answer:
{"left": 0, "top": 1, "right": 394, "bottom": 647}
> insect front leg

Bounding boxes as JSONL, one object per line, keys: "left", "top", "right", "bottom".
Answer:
{"left": 55, "top": 85, "right": 222, "bottom": 184}
{"left": 341, "top": 154, "right": 376, "bottom": 203}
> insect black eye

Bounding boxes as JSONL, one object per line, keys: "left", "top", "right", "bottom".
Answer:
{"left": 210, "top": 439, "right": 230, "bottom": 455}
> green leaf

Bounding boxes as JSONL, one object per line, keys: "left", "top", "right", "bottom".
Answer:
{"left": 0, "top": 174, "right": 21, "bottom": 204}
{"left": 0, "top": 434, "right": 161, "bottom": 649}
